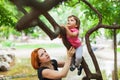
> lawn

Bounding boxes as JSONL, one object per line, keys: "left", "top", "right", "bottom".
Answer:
{"left": 117, "top": 47, "right": 120, "bottom": 53}
{"left": 15, "top": 43, "right": 64, "bottom": 49}
{"left": 0, "top": 41, "right": 120, "bottom": 80}
{"left": 0, "top": 58, "right": 38, "bottom": 80}
{"left": 15, "top": 43, "right": 120, "bottom": 53}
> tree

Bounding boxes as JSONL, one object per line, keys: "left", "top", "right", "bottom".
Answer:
{"left": 1, "top": 0, "right": 120, "bottom": 79}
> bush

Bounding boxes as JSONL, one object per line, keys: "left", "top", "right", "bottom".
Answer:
{"left": 1, "top": 40, "right": 14, "bottom": 47}
{"left": 31, "top": 33, "right": 39, "bottom": 39}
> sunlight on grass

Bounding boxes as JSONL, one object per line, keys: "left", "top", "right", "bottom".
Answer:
{"left": 0, "top": 58, "right": 38, "bottom": 80}
{"left": 117, "top": 47, "right": 120, "bottom": 53}
{"left": 0, "top": 57, "right": 119, "bottom": 80}
{"left": 15, "top": 43, "right": 63, "bottom": 49}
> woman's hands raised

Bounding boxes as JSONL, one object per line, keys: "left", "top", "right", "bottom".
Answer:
{"left": 67, "top": 47, "right": 75, "bottom": 58}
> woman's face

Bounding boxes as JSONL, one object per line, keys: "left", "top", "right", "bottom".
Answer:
{"left": 67, "top": 17, "right": 77, "bottom": 28}
{"left": 37, "top": 49, "right": 51, "bottom": 63}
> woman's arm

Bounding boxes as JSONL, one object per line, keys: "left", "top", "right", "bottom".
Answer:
{"left": 57, "top": 61, "right": 65, "bottom": 67}
{"left": 42, "top": 47, "right": 75, "bottom": 79}
{"left": 42, "top": 59, "right": 71, "bottom": 79}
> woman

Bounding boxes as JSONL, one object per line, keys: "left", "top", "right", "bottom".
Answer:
{"left": 31, "top": 47, "right": 75, "bottom": 80}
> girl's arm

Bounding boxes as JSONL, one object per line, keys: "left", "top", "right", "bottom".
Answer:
{"left": 65, "top": 26, "right": 78, "bottom": 37}
{"left": 42, "top": 47, "right": 75, "bottom": 79}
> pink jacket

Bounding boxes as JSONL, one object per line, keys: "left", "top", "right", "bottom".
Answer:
{"left": 67, "top": 28, "right": 81, "bottom": 48}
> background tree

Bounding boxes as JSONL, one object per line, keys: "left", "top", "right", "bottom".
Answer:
{"left": 0, "top": 0, "right": 120, "bottom": 40}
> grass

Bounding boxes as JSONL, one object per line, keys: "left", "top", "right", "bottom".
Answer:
{"left": 14, "top": 43, "right": 120, "bottom": 53}
{"left": 1, "top": 40, "right": 64, "bottom": 49}
{"left": 117, "top": 47, "right": 120, "bottom": 53}
{"left": 0, "top": 42, "right": 65, "bottom": 80}
{"left": 1, "top": 58, "right": 119, "bottom": 80}
{"left": 0, "top": 58, "right": 38, "bottom": 80}
{"left": 1, "top": 41, "right": 120, "bottom": 80}
{"left": 15, "top": 43, "right": 64, "bottom": 49}
{"left": 1, "top": 40, "right": 120, "bottom": 53}
{"left": 0, "top": 50, "right": 120, "bottom": 80}
{"left": 14, "top": 41, "right": 120, "bottom": 52}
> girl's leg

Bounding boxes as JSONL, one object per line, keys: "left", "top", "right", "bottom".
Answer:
{"left": 75, "top": 46, "right": 83, "bottom": 75}
{"left": 75, "top": 46, "right": 83, "bottom": 66}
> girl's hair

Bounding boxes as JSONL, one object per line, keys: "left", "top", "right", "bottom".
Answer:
{"left": 68, "top": 15, "right": 80, "bottom": 30}
{"left": 31, "top": 48, "right": 43, "bottom": 69}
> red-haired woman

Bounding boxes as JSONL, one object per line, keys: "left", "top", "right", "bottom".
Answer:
{"left": 31, "top": 47, "right": 75, "bottom": 80}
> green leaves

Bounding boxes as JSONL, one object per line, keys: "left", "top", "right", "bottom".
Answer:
{"left": 0, "top": 0, "right": 120, "bottom": 39}
{"left": 0, "top": 1, "right": 17, "bottom": 27}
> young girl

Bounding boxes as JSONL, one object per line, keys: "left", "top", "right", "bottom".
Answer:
{"left": 64, "top": 15, "right": 83, "bottom": 75}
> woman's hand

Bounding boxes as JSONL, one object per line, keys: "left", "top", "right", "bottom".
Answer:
{"left": 67, "top": 47, "right": 75, "bottom": 58}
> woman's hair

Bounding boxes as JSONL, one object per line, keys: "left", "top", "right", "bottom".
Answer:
{"left": 31, "top": 48, "right": 43, "bottom": 69}
{"left": 68, "top": 15, "right": 80, "bottom": 30}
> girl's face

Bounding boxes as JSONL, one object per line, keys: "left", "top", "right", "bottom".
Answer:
{"left": 37, "top": 49, "right": 50, "bottom": 63}
{"left": 67, "top": 17, "right": 77, "bottom": 28}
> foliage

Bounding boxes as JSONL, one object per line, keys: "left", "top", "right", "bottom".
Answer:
{"left": 0, "top": 0, "right": 120, "bottom": 39}
{"left": 1, "top": 40, "right": 13, "bottom": 47}
{"left": 0, "top": 0, "right": 21, "bottom": 39}
{"left": 0, "top": 26, "right": 9, "bottom": 39}
{"left": 0, "top": 26, "right": 21, "bottom": 40}
{"left": 0, "top": 0, "right": 18, "bottom": 27}
{"left": 65, "top": 0, "right": 120, "bottom": 38}
{"left": 31, "top": 33, "right": 39, "bottom": 39}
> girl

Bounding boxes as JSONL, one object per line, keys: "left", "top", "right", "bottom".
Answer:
{"left": 64, "top": 15, "right": 83, "bottom": 75}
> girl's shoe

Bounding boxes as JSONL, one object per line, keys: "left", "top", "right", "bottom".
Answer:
{"left": 70, "top": 65, "right": 76, "bottom": 71}
{"left": 77, "top": 65, "right": 82, "bottom": 75}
